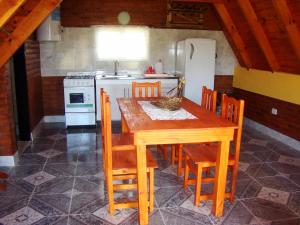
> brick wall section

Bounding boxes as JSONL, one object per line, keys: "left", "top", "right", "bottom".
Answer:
{"left": 42, "top": 76, "right": 65, "bottom": 115}
{"left": 234, "top": 88, "right": 300, "bottom": 141}
{"left": 25, "top": 39, "right": 44, "bottom": 131}
{"left": 0, "top": 64, "right": 17, "bottom": 156}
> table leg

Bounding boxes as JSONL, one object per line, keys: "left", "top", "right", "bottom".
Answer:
{"left": 121, "top": 115, "right": 129, "bottom": 133}
{"left": 177, "top": 144, "right": 183, "bottom": 176}
{"left": 213, "top": 140, "right": 230, "bottom": 217}
{"left": 136, "top": 144, "right": 148, "bottom": 225}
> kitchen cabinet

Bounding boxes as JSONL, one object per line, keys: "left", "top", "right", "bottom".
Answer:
{"left": 96, "top": 78, "right": 178, "bottom": 121}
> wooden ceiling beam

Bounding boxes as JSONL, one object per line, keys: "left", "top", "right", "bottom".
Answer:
{"left": 272, "top": 0, "right": 300, "bottom": 62}
{"left": 0, "top": 0, "right": 27, "bottom": 28}
{"left": 213, "top": 3, "right": 252, "bottom": 68}
{"left": 237, "top": 0, "right": 280, "bottom": 72}
{"left": 171, "top": 0, "right": 223, "bottom": 3}
{"left": 0, "top": 0, "right": 62, "bottom": 68}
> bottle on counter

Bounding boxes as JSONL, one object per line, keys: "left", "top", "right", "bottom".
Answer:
{"left": 154, "top": 59, "right": 163, "bottom": 74}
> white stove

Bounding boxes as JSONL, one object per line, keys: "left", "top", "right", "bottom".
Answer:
{"left": 64, "top": 72, "right": 96, "bottom": 127}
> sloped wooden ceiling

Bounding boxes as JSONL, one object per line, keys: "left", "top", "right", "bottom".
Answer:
{"left": 0, "top": 0, "right": 62, "bottom": 68}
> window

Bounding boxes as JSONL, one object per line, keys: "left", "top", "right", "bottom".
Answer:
{"left": 95, "top": 26, "right": 149, "bottom": 61}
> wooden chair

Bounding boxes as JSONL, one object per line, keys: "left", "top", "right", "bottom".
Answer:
{"left": 201, "top": 86, "right": 217, "bottom": 112}
{"left": 171, "top": 86, "right": 217, "bottom": 168}
{"left": 100, "top": 89, "right": 136, "bottom": 173}
{"left": 183, "top": 94, "right": 244, "bottom": 206}
{"left": 102, "top": 92, "right": 158, "bottom": 214}
{"left": 132, "top": 81, "right": 161, "bottom": 98}
{"left": 0, "top": 171, "right": 8, "bottom": 190}
{"left": 131, "top": 81, "right": 168, "bottom": 160}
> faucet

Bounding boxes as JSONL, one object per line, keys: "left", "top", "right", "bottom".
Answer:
{"left": 114, "top": 61, "right": 119, "bottom": 76}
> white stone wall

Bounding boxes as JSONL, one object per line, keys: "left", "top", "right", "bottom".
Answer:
{"left": 40, "top": 27, "right": 238, "bottom": 76}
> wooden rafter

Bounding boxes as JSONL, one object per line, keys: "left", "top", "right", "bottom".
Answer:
{"left": 237, "top": 0, "right": 280, "bottom": 71}
{"left": 172, "top": 0, "right": 223, "bottom": 3}
{"left": 213, "top": 3, "right": 252, "bottom": 68}
{"left": 272, "top": 0, "right": 300, "bottom": 62}
{"left": 0, "top": 0, "right": 27, "bottom": 28}
{"left": 0, "top": 0, "right": 62, "bottom": 68}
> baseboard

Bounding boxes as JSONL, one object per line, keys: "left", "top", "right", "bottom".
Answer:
{"left": 0, "top": 155, "right": 15, "bottom": 166}
{"left": 244, "top": 118, "right": 300, "bottom": 151}
{"left": 43, "top": 115, "right": 65, "bottom": 123}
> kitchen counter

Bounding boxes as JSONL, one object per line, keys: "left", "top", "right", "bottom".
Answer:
{"left": 95, "top": 73, "right": 179, "bottom": 80}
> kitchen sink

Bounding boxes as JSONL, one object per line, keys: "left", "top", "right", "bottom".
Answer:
{"left": 96, "top": 72, "right": 138, "bottom": 80}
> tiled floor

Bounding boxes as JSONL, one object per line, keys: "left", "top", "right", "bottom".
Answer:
{"left": 0, "top": 122, "right": 300, "bottom": 225}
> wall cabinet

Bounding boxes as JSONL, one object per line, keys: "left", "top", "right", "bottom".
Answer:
{"left": 96, "top": 79, "right": 178, "bottom": 121}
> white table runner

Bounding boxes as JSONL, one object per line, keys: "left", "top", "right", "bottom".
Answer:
{"left": 138, "top": 101, "right": 197, "bottom": 120}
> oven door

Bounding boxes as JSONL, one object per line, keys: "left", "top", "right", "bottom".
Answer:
{"left": 64, "top": 87, "right": 95, "bottom": 113}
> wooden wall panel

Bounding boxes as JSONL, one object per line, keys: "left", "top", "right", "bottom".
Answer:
{"left": 234, "top": 88, "right": 300, "bottom": 141}
{"left": 0, "top": 64, "right": 17, "bottom": 156}
{"left": 25, "top": 38, "right": 44, "bottom": 131}
{"left": 214, "top": 75, "right": 233, "bottom": 93}
{"left": 42, "top": 76, "right": 65, "bottom": 115}
{"left": 60, "top": 0, "right": 222, "bottom": 30}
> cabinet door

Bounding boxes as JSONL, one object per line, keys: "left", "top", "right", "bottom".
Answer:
{"left": 96, "top": 80, "right": 132, "bottom": 121}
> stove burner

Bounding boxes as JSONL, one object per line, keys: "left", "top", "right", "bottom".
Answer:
{"left": 65, "top": 75, "right": 95, "bottom": 79}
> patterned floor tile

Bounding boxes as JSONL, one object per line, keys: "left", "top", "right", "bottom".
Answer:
{"left": 29, "top": 194, "right": 71, "bottom": 216}
{"left": 248, "top": 139, "right": 269, "bottom": 147}
{"left": 77, "top": 151, "right": 102, "bottom": 164}
{"left": 23, "top": 171, "right": 56, "bottom": 186}
{"left": 257, "top": 187, "right": 290, "bottom": 205}
{"left": 268, "top": 161, "right": 300, "bottom": 175}
{"left": 34, "top": 177, "right": 75, "bottom": 194}
{"left": 256, "top": 176, "right": 300, "bottom": 192}
{"left": 221, "top": 202, "right": 257, "bottom": 225}
{"left": 9, "top": 165, "right": 43, "bottom": 179}
{"left": 70, "top": 192, "right": 107, "bottom": 214}
{"left": 287, "top": 192, "right": 300, "bottom": 216}
{"left": 241, "top": 198, "right": 298, "bottom": 221}
{"left": 255, "top": 164, "right": 279, "bottom": 178}
{"left": 74, "top": 176, "right": 105, "bottom": 193}
{"left": 155, "top": 170, "right": 182, "bottom": 188}
{"left": 76, "top": 163, "right": 103, "bottom": 176}
{"left": 22, "top": 144, "right": 54, "bottom": 154}
{"left": 0, "top": 179, "right": 34, "bottom": 196}
{"left": 161, "top": 208, "right": 208, "bottom": 225}
{"left": 0, "top": 206, "right": 45, "bottom": 225}
{"left": 43, "top": 163, "right": 77, "bottom": 177}
{"left": 289, "top": 174, "right": 300, "bottom": 186}
{"left": 47, "top": 153, "right": 78, "bottom": 164}
{"left": 14, "top": 154, "right": 47, "bottom": 166}
{"left": 37, "top": 149, "right": 63, "bottom": 159}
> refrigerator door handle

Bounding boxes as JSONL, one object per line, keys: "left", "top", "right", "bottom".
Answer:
{"left": 190, "top": 43, "right": 195, "bottom": 60}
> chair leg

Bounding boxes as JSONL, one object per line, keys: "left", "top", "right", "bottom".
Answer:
{"left": 149, "top": 168, "right": 154, "bottom": 212}
{"left": 230, "top": 165, "right": 238, "bottom": 202}
{"left": 171, "top": 145, "right": 176, "bottom": 165}
{"left": 106, "top": 173, "right": 115, "bottom": 214}
{"left": 194, "top": 165, "right": 203, "bottom": 206}
{"left": 177, "top": 144, "right": 183, "bottom": 176}
{"left": 183, "top": 156, "right": 190, "bottom": 190}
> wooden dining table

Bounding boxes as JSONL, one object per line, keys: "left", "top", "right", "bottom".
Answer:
{"left": 117, "top": 97, "right": 238, "bottom": 225}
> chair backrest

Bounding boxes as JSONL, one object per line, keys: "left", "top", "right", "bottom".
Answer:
{"left": 132, "top": 81, "right": 161, "bottom": 97}
{"left": 201, "top": 86, "right": 217, "bottom": 112}
{"left": 103, "top": 94, "right": 113, "bottom": 174}
{"left": 100, "top": 88, "right": 106, "bottom": 149}
{"left": 220, "top": 94, "right": 245, "bottom": 161}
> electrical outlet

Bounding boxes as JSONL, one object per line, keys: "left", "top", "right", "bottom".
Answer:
{"left": 271, "top": 108, "right": 278, "bottom": 115}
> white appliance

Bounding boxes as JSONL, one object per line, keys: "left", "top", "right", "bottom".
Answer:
{"left": 64, "top": 72, "right": 96, "bottom": 127}
{"left": 37, "top": 8, "right": 61, "bottom": 42}
{"left": 175, "top": 38, "right": 216, "bottom": 104}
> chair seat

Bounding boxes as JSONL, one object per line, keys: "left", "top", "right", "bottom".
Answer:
{"left": 112, "top": 133, "right": 135, "bottom": 151}
{"left": 184, "top": 144, "right": 235, "bottom": 167}
{"left": 112, "top": 150, "right": 158, "bottom": 172}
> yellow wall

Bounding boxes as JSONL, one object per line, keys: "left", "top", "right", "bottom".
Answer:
{"left": 233, "top": 67, "right": 300, "bottom": 105}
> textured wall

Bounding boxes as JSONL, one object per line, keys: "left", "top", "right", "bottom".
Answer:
{"left": 0, "top": 64, "right": 16, "bottom": 156}
{"left": 40, "top": 28, "right": 238, "bottom": 76}
{"left": 25, "top": 39, "right": 44, "bottom": 131}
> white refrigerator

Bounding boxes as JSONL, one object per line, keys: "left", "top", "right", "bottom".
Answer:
{"left": 175, "top": 38, "right": 216, "bottom": 104}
